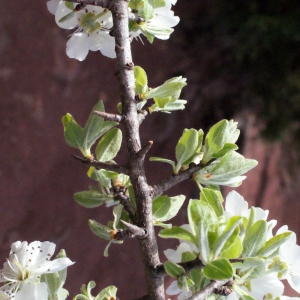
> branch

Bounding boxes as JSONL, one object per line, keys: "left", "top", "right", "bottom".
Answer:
{"left": 186, "top": 279, "right": 233, "bottom": 300}
{"left": 72, "top": 155, "right": 129, "bottom": 174}
{"left": 94, "top": 110, "right": 123, "bottom": 122}
{"left": 137, "top": 141, "right": 153, "bottom": 160}
{"left": 152, "top": 159, "right": 216, "bottom": 198}
{"left": 112, "top": 220, "right": 148, "bottom": 240}
{"left": 109, "top": 0, "right": 164, "bottom": 299}
{"left": 112, "top": 185, "right": 137, "bottom": 222}
{"left": 138, "top": 109, "right": 150, "bottom": 123}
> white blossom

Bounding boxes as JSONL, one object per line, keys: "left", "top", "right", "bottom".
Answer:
{"left": 278, "top": 229, "right": 300, "bottom": 293}
{"left": 0, "top": 241, "right": 74, "bottom": 300}
{"left": 130, "top": 0, "right": 179, "bottom": 40}
{"left": 48, "top": 1, "right": 116, "bottom": 60}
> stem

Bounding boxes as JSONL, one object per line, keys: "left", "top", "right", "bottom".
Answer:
{"left": 186, "top": 280, "right": 232, "bottom": 300}
{"left": 109, "top": 0, "right": 164, "bottom": 299}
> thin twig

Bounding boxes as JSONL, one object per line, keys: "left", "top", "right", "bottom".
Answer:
{"left": 112, "top": 185, "right": 137, "bottom": 222}
{"left": 152, "top": 159, "right": 216, "bottom": 198}
{"left": 137, "top": 141, "right": 153, "bottom": 160}
{"left": 186, "top": 279, "right": 232, "bottom": 300}
{"left": 72, "top": 155, "right": 129, "bottom": 174}
{"left": 94, "top": 110, "right": 124, "bottom": 122}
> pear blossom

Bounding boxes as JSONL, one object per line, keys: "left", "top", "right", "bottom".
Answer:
{"left": 225, "top": 190, "right": 269, "bottom": 221}
{"left": 129, "top": 0, "right": 179, "bottom": 41}
{"left": 278, "top": 230, "right": 300, "bottom": 293}
{"left": 0, "top": 241, "right": 74, "bottom": 300}
{"left": 227, "top": 273, "right": 284, "bottom": 300}
{"left": 48, "top": 1, "right": 116, "bottom": 60}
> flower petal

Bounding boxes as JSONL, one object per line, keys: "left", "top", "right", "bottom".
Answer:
{"left": 34, "top": 258, "right": 74, "bottom": 274}
{"left": 15, "top": 282, "right": 48, "bottom": 300}
{"left": 66, "top": 33, "right": 90, "bottom": 61}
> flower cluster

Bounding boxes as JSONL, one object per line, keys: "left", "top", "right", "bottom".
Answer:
{"left": 47, "top": 0, "right": 179, "bottom": 61}
{"left": 163, "top": 191, "right": 300, "bottom": 300}
{"left": 0, "top": 241, "right": 74, "bottom": 300}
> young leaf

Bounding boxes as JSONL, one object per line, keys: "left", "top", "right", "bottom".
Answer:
{"left": 83, "top": 101, "right": 105, "bottom": 152}
{"left": 175, "top": 129, "right": 198, "bottom": 173}
{"left": 164, "top": 261, "right": 185, "bottom": 278}
{"left": 95, "top": 285, "right": 117, "bottom": 300}
{"left": 134, "top": 66, "right": 148, "bottom": 95}
{"left": 159, "top": 226, "right": 197, "bottom": 244}
{"left": 199, "top": 186, "right": 224, "bottom": 217}
{"left": 197, "top": 221, "right": 210, "bottom": 264}
{"left": 202, "top": 120, "right": 239, "bottom": 163}
{"left": 62, "top": 114, "right": 86, "bottom": 155}
{"left": 203, "top": 258, "right": 233, "bottom": 280}
{"left": 112, "top": 204, "right": 123, "bottom": 230}
{"left": 231, "top": 257, "right": 266, "bottom": 270}
{"left": 74, "top": 190, "right": 109, "bottom": 208}
{"left": 152, "top": 195, "right": 185, "bottom": 222}
{"left": 258, "top": 232, "right": 292, "bottom": 257}
{"left": 89, "top": 220, "right": 111, "bottom": 240}
{"left": 187, "top": 200, "right": 218, "bottom": 235}
{"left": 95, "top": 128, "right": 122, "bottom": 162}
{"left": 212, "top": 216, "right": 241, "bottom": 259}
{"left": 144, "top": 78, "right": 186, "bottom": 100}
{"left": 242, "top": 220, "right": 268, "bottom": 257}
{"left": 149, "top": 157, "right": 175, "bottom": 169}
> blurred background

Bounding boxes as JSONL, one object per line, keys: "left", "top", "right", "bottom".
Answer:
{"left": 0, "top": 0, "right": 300, "bottom": 298}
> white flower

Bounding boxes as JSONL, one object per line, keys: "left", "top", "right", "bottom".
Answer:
{"left": 228, "top": 273, "right": 284, "bottom": 300}
{"left": 279, "top": 230, "right": 300, "bottom": 293}
{"left": 0, "top": 241, "right": 74, "bottom": 300}
{"left": 166, "top": 280, "right": 192, "bottom": 300}
{"left": 49, "top": 1, "right": 116, "bottom": 60}
{"left": 130, "top": 0, "right": 179, "bottom": 41}
{"left": 225, "top": 190, "right": 269, "bottom": 221}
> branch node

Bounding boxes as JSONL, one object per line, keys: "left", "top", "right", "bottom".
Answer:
{"left": 118, "top": 220, "right": 148, "bottom": 239}
{"left": 124, "top": 62, "right": 134, "bottom": 70}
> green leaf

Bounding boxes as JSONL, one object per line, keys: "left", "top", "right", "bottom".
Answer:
{"left": 149, "top": 99, "right": 187, "bottom": 113}
{"left": 83, "top": 101, "right": 105, "bottom": 152}
{"left": 134, "top": 66, "right": 148, "bottom": 95}
{"left": 187, "top": 200, "right": 218, "bottom": 235}
{"left": 74, "top": 190, "right": 109, "bottom": 208}
{"left": 242, "top": 220, "right": 268, "bottom": 257}
{"left": 95, "top": 128, "right": 122, "bottom": 162}
{"left": 139, "top": 0, "right": 154, "bottom": 20}
{"left": 95, "top": 285, "right": 117, "bottom": 300}
{"left": 112, "top": 204, "right": 123, "bottom": 230}
{"left": 152, "top": 195, "right": 185, "bottom": 222}
{"left": 203, "top": 258, "right": 233, "bottom": 280}
{"left": 41, "top": 273, "right": 60, "bottom": 298}
{"left": 144, "top": 79, "right": 186, "bottom": 100}
{"left": 159, "top": 226, "right": 197, "bottom": 244}
{"left": 89, "top": 220, "right": 111, "bottom": 240}
{"left": 202, "top": 120, "right": 239, "bottom": 163}
{"left": 62, "top": 114, "right": 86, "bottom": 155}
{"left": 149, "top": 157, "right": 175, "bottom": 169}
{"left": 175, "top": 129, "right": 199, "bottom": 173}
{"left": 212, "top": 216, "right": 241, "bottom": 259}
{"left": 258, "top": 232, "right": 292, "bottom": 257}
{"left": 200, "top": 186, "right": 224, "bottom": 217}
{"left": 212, "top": 143, "right": 238, "bottom": 158}
{"left": 220, "top": 235, "right": 243, "bottom": 259}
{"left": 231, "top": 257, "right": 266, "bottom": 270}
{"left": 164, "top": 261, "right": 185, "bottom": 278}
{"left": 197, "top": 221, "right": 210, "bottom": 264}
